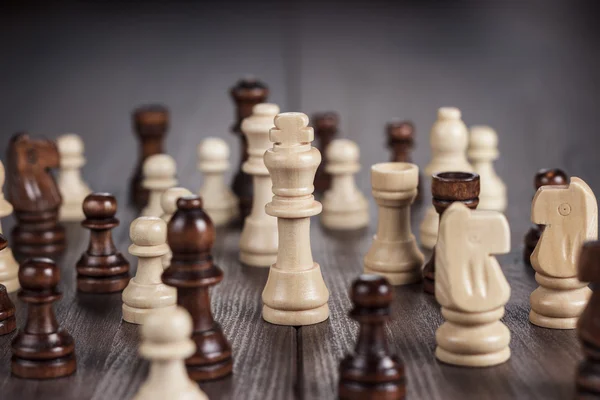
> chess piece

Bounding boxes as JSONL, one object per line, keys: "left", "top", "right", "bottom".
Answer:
{"left": 423, "top": 172, "right": 480, "bottom": 295}
{"left": 230, "top": 78, "right": 269, "bottom": 219}
{"left": 239, "top": 103, "right": 279, "bottom": 267}
{"left": 262, "top": 112, "right": 330, "bottom": 326}
{"left": 576, "top": 241, "right": 600, "bottom": 398}
{"left": 435, "top": 202, "right": 511, "bottom": 367}
{"left": 338, "top": 275, "right": 405, "bottom": 399}
{"left": 523, "top": 168, "right": 568, "bottom": 266}
{"left": 419, "top": 108, "right": 473, "bottom": 249}
{"left": 142, "top": 154, "right": 178, "bottom": 217}
{"left": 162, "top": 196, "right": 233, "bottom": 381}
{"left": 364, "top": 162, "right": 423, "bottom": 284}
{"left": 160, "top": 187, "right": 193, "bottom": 268}
{"left": 6, "top": 133, "right": 66, "bottom": 257}
{"left": 197, "top": 138, "right": 238, "bottom": 226}
{"left": 468, "top": 126, "right": 506, "bottom": 212}
{"left": 530, "top": 177, "right": 597, "bottom": 329}
{"left": 133, "top": 306, "right": 208, "bottom": 400}
{"left": 77, "top": 193, "right": 130, "bottom": 293}
{"left": 313, "top": 112, "right": 339, "bottom": 194}
{"left": 56, "top": 133, "right": 92, "bottom": 222}
{"left": 122, "top": 217, "right": 176, "bottom": 324}
{"left": 321, "top": 139, "right": 369, "bottom": 230}
{"left": 130, "top": 105, "right": 169, "bottom": 208}
{"left": 0, "top": 160, "right": 19, "bottom": 292}
{"left": 387, "top": 120, "right": 421, "bottom": 201}
{"left": 11, "top": 258, "right": 76, "bottom": 379}
{"left": 0, "top": 233, "right": 16, "bottom": 335}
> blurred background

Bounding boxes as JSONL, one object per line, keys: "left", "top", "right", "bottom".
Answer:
{"left": 0, "top": 0, "right": 599, "bottom": 248}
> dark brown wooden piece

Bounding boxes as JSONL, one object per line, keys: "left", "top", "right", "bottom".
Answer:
{"left": 11, "top": 257, "right": 76, "bottom": 379}
{"left": 162, "top": 195, "right": 233, "bottom": 381}
{"left": 76, "top": 193, "right": 130, "bottom": 293}
{"left": 387, "top": 120, "right": 421, "bottom": 201}
{"left": 0, "top": 233, "right": 16, "bottom": 336}
{"left": 230, "top": 78, "right": 269, "bottom": 219}
{"left": 422, "top": 172, "right": 479, "bottom": 295}
{"left": 313, "top": 112, "right": 339, "bottom": 194}
{"left": 130, "top": 104, "right": 169, "bottom": 208}
{"left": 5, "top": 133, "right": 65, "bottom": 258}
{"left": 339, "top": 274, "right": 405, "bottom": 400}
{"left": 523, "top": 168, "right": 568, "bottom": 266}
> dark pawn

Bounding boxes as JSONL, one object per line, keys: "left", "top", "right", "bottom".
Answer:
{"left": 339, "top": 275, "right": 405, "bottom": 400}
{"left": 130, "top": 104, "right": 169, "bottom": 208}
{"left": 523, "top": 168, "right": 568, "bottom": 266}
{"left": 11, "top": 258, "right": 76, "bottom": 379}
{"left": 230, "top": 78, "right": 269, "bottom": 219}
{"left": 387, "top": 120, "right": 421, "bottom": 201}
{"left": 6, "top": 133, "right": 65, "bottom": 257}
{"left": 76, "top": 193, "right": 130, "bottom": 293}
{"left": 162, "top": 195, "right": 233, "bottom": 381}
{"left": 313, "top": 112, "right": 339, "bottom": 194}
{"left": 576, "top": 241, "right": 600, "bottom": 398}
{"left": 0, "top": 234, "right": 16, "bottom": 335}
{"left": 423, "top": 172, "right": 480, "bottom": 295}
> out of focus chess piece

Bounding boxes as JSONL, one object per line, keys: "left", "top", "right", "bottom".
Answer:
{"left": 387, "top": 120, "right": 421, "bottom": 201}
{"left": 56, "top": 133, "right": 92, "bottom": 222}
{"left": 0, "top": 160, "right": 19, "bottom": 292}
{"left": 141, "top": 154, "right": 177, "bottom": 217}
{"left": 313, "top": 112, "right": 339, "bottom": 194}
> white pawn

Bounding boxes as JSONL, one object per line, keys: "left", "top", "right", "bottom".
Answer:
{"left": 321, "top": 139, "right": 369, "bottom": 230}
{"left": 142, "top": 154, "right": 177, "bottom": 217}
{"left": 160, "top": 187, "right": 193, "bottom": 268}
{"left": 133, "top": 306, "right": 208, "bottom": 400}
{"left": 468, "top": 126, "right": 507, "bottom": 212}
{"left": 420, "top": 107, "right": 473, "bottom": 249}
{"left": 197, "top": 138, "right": 238, "bottom": 226}
{"left": 0, "top": 161, "right": 19, "bottom": 293}
{"left": 57, "top": 134, "right": 92, "bottom": 222}
{"left": 122, "top": 217, "right": 177, "bottom": 324}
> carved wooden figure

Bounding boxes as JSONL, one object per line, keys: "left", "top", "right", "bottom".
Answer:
{"left": 468, "top": 126, "right": 506, "bottom": 212}
{"left": 11, "top": 258, "right": 76, "bottom": 379}
{"left": 0, "top": 234, "right": 16, "bottom": 335}
{"left": 230, "top": 78, "right": 269, "bottom": 219}
{"left": 6, "top": 133, "right": 66, "bottom": 257}
{"left": 435, "top": 202, "right": 511, "bottom": 367}
{"left": 387, "top": 120, "right": 421, "bottom": 201}
{"left": 262, "top": 112, "right": 330, "bottom": 326}
{"left": 530, "top": 177, "right": 597, "bottom": 329}
{"left": 160, "top": 187, "right": 193, "bottom": 268}
{"left": 313, "top": 112, "right": 339, "bottom": 194}
{"left": 0, "top": 160, "right": 19, "bottom": 292}
{"left": 523, "top": 168, "right": 568, "bottom": 266}
{"left": 339, "top": 275, "right": 405, "bottom": 400}
{"left": 76, "top": 193, "right": 130, "bottom": 293}
{"left": 142, "top": 154, "right": 178, "bottom": 217}
{"left": 130, "top": 104, "right": 169, "bottom": 208}
{"left": 56, "top": 133, "right": 92, "bottom": 222}
{"left": 364, "top": 162, "right": 423, "bottom": 284}
{"left": 162, "top": 196, "right": 233, "bottom": 381}
{"left": 423, "top": 172, "right": 480, "bottom": 295}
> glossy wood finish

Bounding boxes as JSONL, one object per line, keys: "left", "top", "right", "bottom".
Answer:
{"left": 313, "top": 112, "right": 339, "bottom": 194}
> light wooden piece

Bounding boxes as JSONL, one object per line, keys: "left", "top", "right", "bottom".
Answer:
{"left": 122, "top": 217, "right": 176, "bottom": 324}
{"left": 0, "top": 161, "right": 19, "bottom": 293}
{"left": 57, "top": 134, "right": 92, "bottom": 222}
{"left": 321, "top": 139, "right": 369, "bottom": 230}
{"left": 420, "top": 107, "right": 473, "bottom": 249}
{"left": 133, "top": 306, "right": 208, "bottom": 400}
{"left": 197, "top": 137, "right": 238, "bottom": 226}
{"left": 141, "top": 154, "right": 177, "bottom": 217}
{"left": 435, "top": 202, "right": 511, "bottom": 367}
{"left": 529, "top": 177, "right": 597, "bottom": 329}
{"left": 468, "top": 126, "right": 507, "bottom": 212}
{"left": 262, "top": 112, "right": 330, "bottom": 326}
{"left": 364, "top": 162, "right": 423, "bottom": 285}
{"left": 160, "top": 187, "right": 193, "bottom": 268}
{"left": 239, "top": 103, "right": 279, "bottom": 267}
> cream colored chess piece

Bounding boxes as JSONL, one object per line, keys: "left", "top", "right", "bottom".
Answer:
{"left": 239, "top": 103, "right": 279, "bottom": 267}
{"left": 262, "top": 112, "right": 330, "bottom": 326}
{"left": 420, "top": 107, "right": 473, "bottom": 249}
{"left": 468, "top": 126, "right": 506, "bottom": 212}
{"left": 197, "top": 138, "right": 238, "bottom": 226}
{"left": 160, "top": 187, "right": 193, "bottom": 268}
{"left": 57, "top": 134, "right": 92, "bottom": 222}
{"left": 529, "top": 177, "right": 597, "bottom": 329}
{"left": 435, "top": 202, "right": 511, "bottom": 367}
{"left": 321, "top": 139, "right": 369, "bottom": 230}
{"left": 123, "top": 217, "right": 177, "bottom": 324}
{"left": 142, "top": 154, "right": 177, "bottom": 217}
{"left": 364, "top": 163, "right": 423, "bottom": 285}
{"left": 0, "top": 161, "right": 19, "bottom": 293}
{"left": 133, "top": 306, "right": 208, "bottom": 400}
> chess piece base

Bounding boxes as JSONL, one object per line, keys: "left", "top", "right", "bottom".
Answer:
{"left": 419, "top": 206, "right": 439, "bottom": 249}
{"left": 186, "top": 346, "right": 233, "bottom": 382}
{"left": 59, "top": 203, "right": 85, "bottom": 222}
{"left": 11, "top": 353, "right": 76, "bottom": 379}
{"left": 134, "top": 381, "right": 208, "bottom": 400}
{"left": 529, "top": 276, "right": 591, "bottom": 329}
{"left": 435, "top": 347, "right": 510, "bottom": 368}
{"left": 338, "top": 382, "right": 405, "bottom": 400}
{"left": 263, "top": 303, "right": 330, "bottom": 326}
{"left": 77, "top": 253, "right": 130, "bottom": 293}
{"left": 240, "top": 251, "right": 277, "bottom": 268}
{"left": 0, "top": 316, "right": 16, "bottom": 335}
{"left": 321, "top": 208, "right": 369, "bottom": 231}
{"left": 529, "top": 311, "right": 579, "bottom": 330}
{"left": 364, "top": 237, "right": 424, "bottom": 286}
{"left": 122, "top": 304, "right": 177, "bottom": 325}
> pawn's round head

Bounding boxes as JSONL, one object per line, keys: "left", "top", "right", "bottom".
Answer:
{"left": 350, "top": 274, "right": 393, "bottom": 309}
{"left": 168, "top": 196, "right": 215, "bottom": 255}
{"left": 535, "top": 168, "right": 568, "bottom": 190}
{"left": 56, "top": 134, "right": 84, "bottom": 156}
{"left": 387, "top": 120, "right": 414, "bottom": 142}
{"left": 143, "top": 154, "right": 177, "bottom": 179}
{"left": 19, "top": 257, "right": 60, "bottom": 291}
{"left": 83, "top": 192, "right": 117, "bottom": 219}
{"left": 161, "top": 187, "right": 193, "bottom": 216}
{"left": 130, "top": 217, "right": 167, "bottom": 247}
{"left": 142, "top": 306, "right": 193, "bottom": 344}
{"left": 469, "top": 126, "right": 498, "bottom": 149}
{"left": 197, "top": 138, "right": 230, "bottom": 162}
{"left": 437, "top": 107, "right": 461, "bottom": 121}
{"left": 327, "top": 139, "right": 359, "bottom": 164}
